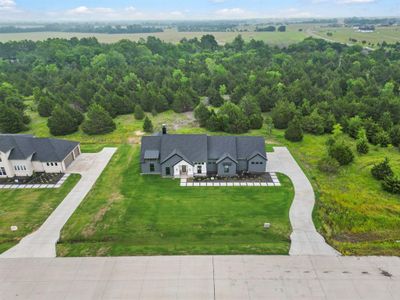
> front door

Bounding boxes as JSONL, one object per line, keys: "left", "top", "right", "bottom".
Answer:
{"left": 181, "top": 165, "right": 187, "bottom": 175}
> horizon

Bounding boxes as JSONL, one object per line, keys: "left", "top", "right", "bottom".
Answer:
{"left": 0, "top": 1, "right": 399, "bottom": 22}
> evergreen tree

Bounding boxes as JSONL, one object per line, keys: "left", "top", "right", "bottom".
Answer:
{"left": 389, "top": 125, "right": 400, "bottom": 147}
{"left": 302, "top": 109, "right": 325, "bottom": 135}
{"left": 371, "top": 158, "right": 393, "bottom": 180}
{"left": 285, "top": 117, "right": 303, "bottom": 142}
{"left": 0, "top": 104, "right": 27, "bottom": 133}
{"left": 356, "top": 138, "right": 369, "bottom": 154}
{"left": 82, "top": 104, "right": 116, "bottom": 135}
{"left": 37, "top": 97, "right": 55, "bottom": 117}
{"left": 143, "top": 116, "right": 154, "bottom": 133}
{"left": 206, "top": 86, "right": 223, "bottom": 107}
{"left": 134, "top": 104, "right": 145, "bottom": 120}
{"left": 328, "top": 142, "right": 354, "bottom": 166}
{"left": 64, "top": 105, "right": 84, "bottom": 126}
{"left": 47, "top": 106, "right": 78, "bottom": 136}
{"left": 271, "top": 100, "right": 296, "bottom": 129}
{"left": 194, "top": 103, "right": 211, "bottom": 127}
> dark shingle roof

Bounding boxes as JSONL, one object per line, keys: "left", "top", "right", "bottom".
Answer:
{"left": 0, "top": 134, "right": 79, "bottom": 162}
{"left": 144, "top": 150, "right": 159, "bottom": 160}
{"left": 141, "top": 134, "right": 266, "bottom": 163}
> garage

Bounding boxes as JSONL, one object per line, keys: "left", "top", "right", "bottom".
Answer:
{"left": 63, "top": 152, "right": 75, "bottom": 169}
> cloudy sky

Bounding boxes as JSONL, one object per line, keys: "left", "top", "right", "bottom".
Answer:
{"left": 0, "top": 0, "right": 399, "bottom": 21}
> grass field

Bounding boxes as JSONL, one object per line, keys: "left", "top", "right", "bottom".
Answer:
{"left": 0, "top": 28, "right": 307, "bottom": 46}
{"left": 57, "top": 145, "right": 294, "bottom": 256}
{"left": 0, "top": 174, "right": 81, "bottom": 254}
{"left": 311, "top": 25, "right": 400, "bottom": 47}
{"left": 268, "top": 130, "right": 400, "bottom": 255}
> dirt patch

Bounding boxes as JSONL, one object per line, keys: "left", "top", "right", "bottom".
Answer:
{"left": 171, "top": 111, "right": 197, "bottom": 131}
{"left": 127, "top": 136, "right": 140, "bottom": 144}
{"left": 334, "top": 232, "right": 391, "bottom": 243}
{"left": 135, "top": 130, "right": 145, "bottom": 136}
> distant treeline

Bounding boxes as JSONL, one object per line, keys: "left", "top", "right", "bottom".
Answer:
{"left": 344, "top": 17, "right": 399, "bottom": 26}
{"left": 176, "top": 21, "right": 238, "bottom": 32}
{"left": 255, "top": 25, "right": 286, "bottom": 32}
{"left": 0, "top": 24, "right": 163, "bottom": 34}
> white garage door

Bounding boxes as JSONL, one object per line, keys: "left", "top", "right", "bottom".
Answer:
{"left": 63, "top": 152, "right": 75, "bottom": 168}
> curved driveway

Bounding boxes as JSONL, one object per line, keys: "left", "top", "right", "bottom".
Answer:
{"left": 1, "top": 147, "right": 117, "bottom": 258}
{"left": 267, "top": 147, "right": 340, "bottom": 256}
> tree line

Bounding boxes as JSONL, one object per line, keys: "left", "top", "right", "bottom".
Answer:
{"left": 0, "top": 34, "right": 399, "bottom": 143}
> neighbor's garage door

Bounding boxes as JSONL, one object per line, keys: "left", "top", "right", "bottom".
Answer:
{"left": 63, "top": 152, "right": 75, "bottom": 168}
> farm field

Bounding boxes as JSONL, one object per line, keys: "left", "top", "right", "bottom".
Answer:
{"left": 0, "top": 27, "right": 307, "bottom": 46}
{"left": 311, "top": 25, "right": 400, "bottom": 47}
{"left": 0, "top": 174, "right": 81, "bottom": 254}
{"left": 57, "top": 145, "right": 294, "bottom": 256}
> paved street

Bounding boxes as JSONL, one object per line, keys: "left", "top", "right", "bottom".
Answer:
{"left": 0, "top": 148, "right": 117, "bottom": 258}
{"left": 267, "top": 147, "right": 340, "bottom": 256}
{"left": 1, "top": 255, "right": 399, "bottom": 299}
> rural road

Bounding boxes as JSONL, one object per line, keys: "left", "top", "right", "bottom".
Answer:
{"left": 0, "top": 148, "right": 117, "bottom": 258}
{"left": 1, "top": 255, "right": 399, "bottom": 299}
{"left": 267, "top": 147, "right": 340, "bottom": 256}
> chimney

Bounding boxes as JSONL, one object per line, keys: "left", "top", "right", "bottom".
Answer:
{"left": 162, "top": 124, "right": 167, "bottom": 135}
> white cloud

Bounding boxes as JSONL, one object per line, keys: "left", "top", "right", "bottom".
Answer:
{"left": 337, "top": 0, "right": 376, "bottom": 3}
{"left": 214, "top": 8, "right": 255, "bottom": 18}
{"left": 0, "top": 0, "right": 16, "bottom": 11}
{"left": 279, "top": 8, "right": 314, "bottom": 18}
{"left": 66, "top": 6, "right": 114, "bottom": 16}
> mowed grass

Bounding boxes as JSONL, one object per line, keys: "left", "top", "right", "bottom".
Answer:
{"left": 0, "top": 174, "right": 81, "bottom": 254}
{"left": 270, "top": 130, "right": 400, "bottom": 255}
{"left": 0, "top": 28, "right": 307, "bottom": 46}
{"left": 57, "top": 145, "right": 294, "bottom": 256}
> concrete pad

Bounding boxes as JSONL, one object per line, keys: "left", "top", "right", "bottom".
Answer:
{"left": 234, "top": 182, "right": 241, "bottom": 186}
{"left": 200, "top": 182, "right": 207, "bottom": 187}
{"left": 260, "top": 182, "right": 267, "bottom": 186}
{"left": 227, "top": 182, "right": 234, "bottom": 186}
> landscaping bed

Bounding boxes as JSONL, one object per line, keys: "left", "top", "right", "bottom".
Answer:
{"left": 188, "top": 172, "right": 273, "bottom": 183}
{"left": 0, "top": 173, "right": 64, "bottom": 185}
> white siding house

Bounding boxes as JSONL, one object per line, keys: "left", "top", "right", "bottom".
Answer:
{"left": 0, "top": 134, "right": 80, "bottom": 178}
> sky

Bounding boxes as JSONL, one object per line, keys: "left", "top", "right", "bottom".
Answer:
{"left": 0, "top": 0, "right": 399, "bottom": 21}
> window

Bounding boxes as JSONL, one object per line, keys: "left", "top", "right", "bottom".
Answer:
{"left": 224, "top": 165, "right": 229, "bottom": 173}
{"left": 47, "top": 163, "right": 50, "bottom": 166}
{"left": 51, "top": 163, "right": 54, "bottom": 166}
{"left": 0, "top": 157, "right": 2, "bottom": 162}
{"left": 166, "top": 167, "right": 171, "bottom": 176}
{"left": 0, "top": 167, "right": 6, "bottom": 176}
{"left": 197, "top": 165, "right": 202, "bottom": 174}
{"left": 251, "top": 162, "right": 255, "bottom": 165}
{"left": 55, "top": 163, "right": 58, "bottom": 166}
{"left": 150, "top": 163, "right": 155, "bottom": 172}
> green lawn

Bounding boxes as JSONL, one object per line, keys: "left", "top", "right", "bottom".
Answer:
{"left": 57, "top": 145, "right": 294, "bottom": 256}
{"left": 0, "top": 174, "right": 81, "bottom": 254}
{"left": 269, "top": 130, "right": 400, "bottom": 255}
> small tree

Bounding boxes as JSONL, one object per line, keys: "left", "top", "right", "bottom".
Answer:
{"left": 347, "top": 116, "right": 363, "bottom": 139}
{"left": 356, "top": 138, "right": 369, "bottom": 154}
{"left": 134, "top": 104, "right": 145, "bottom": 120}
{"left": 47, "top": 106, "right": 78, "bottom": 136}
{"left": 143, "top": 116, "right": 154, "bottom": 133}
{"left": 265, "top": 116, "right": 274, "bottom": 136}
{"left": 271, "top": 100, "right": 296, "bottom": 129}
{"left": 194, "top": 103, "right": 211, "bottom": 127}
{"left": 37, "top": 97, "right": 55, "bottom": 117}
{"left": 328, "top": 142, "right": 354, "bottom": 166}
{"left": 0, "top": 104, "right": 27, "bottom": 133}
{"left": 82, "top": 104, "right": 116, "bottom": 135}
{"left": 371, "top": 158, "right": 393, "bottom": 180}
{"left": 249, "top": 114, "right": 263, "bottom": 130}
{"left": 382, "top": 176, "right": 400, "bottom": 194}
{"left": 376, "top": 131, "right": 390, "bottom": 147}
{"left": 389, "top": 125, "right": 400, "bottom": 147}
{"left": 285, "top": 117, "right": 303, "bottom": 142}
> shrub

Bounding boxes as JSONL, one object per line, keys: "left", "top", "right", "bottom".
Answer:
{"left": 382, "top": 176, "right": 400, "bottom": 194}
{"left": 285, "top": 117, "right": 303, "bottom": 142}
{"left": 390, "top": 125, "right": 400, "bottom": 147}
{"left": 371, "top": 158, "right": 393, "bottom": 180}
{"left": 328, "top": 142, "right": 354, "bottom": 165}
{"left": 317, "top": 156, "right": 340, "bottom": 174}
{"left": 249, "top": 114, "right": 263, "bottom": 129}
{"left": 376, "top": 131, "right": 390, "bottom": 147}
{"left": 356, "top": 138, "right": 369, "bottom": 154}
{"left": 47, "top": 106, "right": 78, "bottom": 136}
{"left": 271, "top": 100, "right": 296, "bottom": 129}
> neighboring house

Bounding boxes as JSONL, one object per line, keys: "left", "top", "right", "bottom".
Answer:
{"left": 140, "top": 127, "right": 267, "bottom": 178}
{"left": 0, "top": 134, "right": 80, "bottom": 178}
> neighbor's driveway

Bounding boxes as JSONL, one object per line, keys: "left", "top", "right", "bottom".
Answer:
{"left": 267, "top": 147, "right": 340, "bottom": 256}
{"left": 0, "top": 148, "right": 117, "bottom": 258}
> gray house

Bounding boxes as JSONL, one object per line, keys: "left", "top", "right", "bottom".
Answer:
{"left": 140, "top": 129, "right": 267, "bottom": 178}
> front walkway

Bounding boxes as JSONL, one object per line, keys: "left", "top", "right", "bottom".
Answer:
{"left": 1, "top": 255, "right": 399, "bottom": 299}
{"left": 180, "top": 172, "right": 281, "bottom": 187}
{"left": 0, "top": 148, "right": 117, "bottom": 258}
{"left": 267, "top": 147, "right": 340, "bottom": 256}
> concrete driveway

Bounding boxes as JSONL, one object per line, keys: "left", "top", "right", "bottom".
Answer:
{"left": 1, "top": 255, "right": 399, "bottom": 299}
{"left": 0, "top": 148, "right": 117, "bottom": 258}
{"left": 267, "top": 147, "right": 340, "bottom": 256}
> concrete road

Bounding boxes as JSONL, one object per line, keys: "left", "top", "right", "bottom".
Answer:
{"left": 0, "top": 255, "right": 398, "bottom": 299}
{"left": 267, "top": 147, "right": 340, "bottom": 256}
{"left": 0, "top": 148, "right": 117, "bottom": 258}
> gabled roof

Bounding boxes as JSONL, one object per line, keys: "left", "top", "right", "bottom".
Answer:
{"left": 207, "top": 136, "right": 236, "bottom": 160}
{"left": 144, "top": 150, "right": 159, "bottom": 160}
{"left": 236, "top": 136, "right": 266, "bottom": 160}
{"left": 247, "top": 150, "right": 267, "bottom": 161}
{"left": 0, "top": 134, "right": 79, "bottom": 162}
{"left": 216, "top": 153, "right": 238, "bottom": 164}
{"left": 161, "top": 149, "right": 192, "bottom": 165}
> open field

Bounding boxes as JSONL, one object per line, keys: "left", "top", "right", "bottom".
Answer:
{"left": 310, "top": 25, "right": 400, "bottom": 47}
{"left": 0, "top": 174, "right": 81, "bottom": 254}
{"left": 0, "top": 28, "right": 307, "bottom": 46}
{"left": 57, "top": 145, "right": 294, "bottom": 256}
{"left": 268, "top": 130, "right": 400, "bottom": 255}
